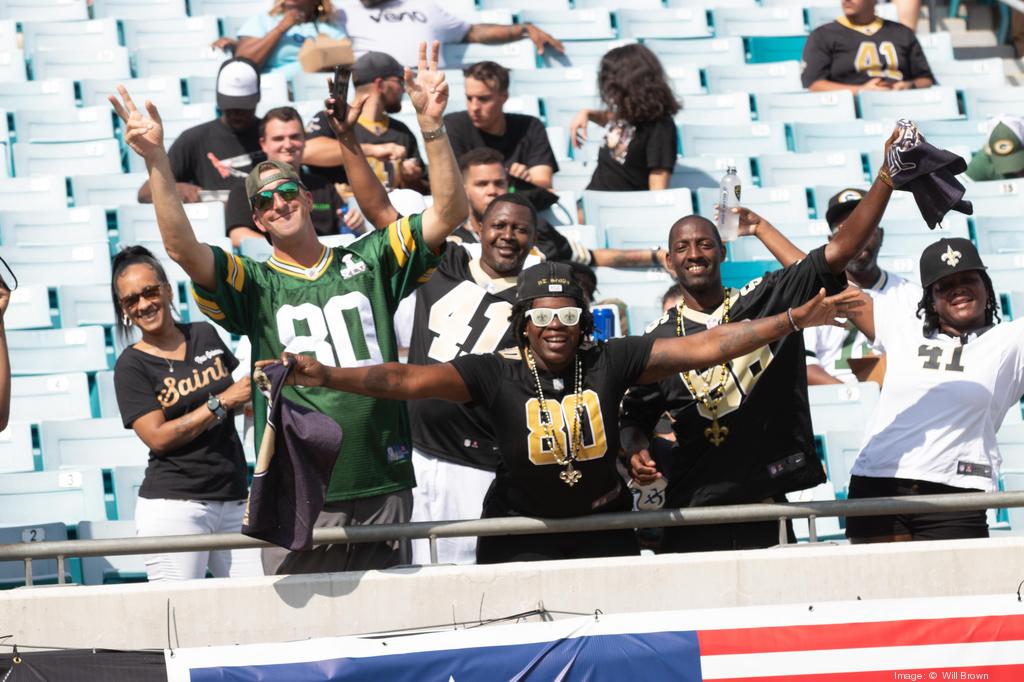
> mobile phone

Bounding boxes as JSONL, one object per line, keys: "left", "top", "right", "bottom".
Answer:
{"left": 332, "top": 65, "right": 351, "bottom": 116}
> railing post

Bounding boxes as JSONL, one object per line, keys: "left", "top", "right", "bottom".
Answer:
{"left": 57, "top": 555, "right": 66, "bottom": 585}
{"left": 808, "top": 515, "right": 818, "bottom": 543}
{"left": 778, "top": 517, "right": 788, "bottom": 545}
{"left": 23, "top": 557, "right": 32, "bottom": 587}
{"left": 429, "top": 535, "right": 438, "bottom": 564}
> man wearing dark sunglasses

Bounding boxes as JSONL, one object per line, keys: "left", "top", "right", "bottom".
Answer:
{"left": 110, "top": 41, "right": 469, "bottom": 576}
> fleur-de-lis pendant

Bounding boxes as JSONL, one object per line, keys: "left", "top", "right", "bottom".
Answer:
{"left": 560, "top": 462, "right": 582, "bottom": 487}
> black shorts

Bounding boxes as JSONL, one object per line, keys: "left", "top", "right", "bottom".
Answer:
{"left": 845, "top": 475, "right": 989, "bottom": 542}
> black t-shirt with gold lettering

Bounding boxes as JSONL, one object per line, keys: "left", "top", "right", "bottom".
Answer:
{"left": 114, "top": 322, "right": 248, "bottom": 501}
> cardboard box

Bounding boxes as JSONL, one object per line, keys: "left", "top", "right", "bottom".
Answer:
{"left": 298, "top": 35, "right": 354, "bottom": 73}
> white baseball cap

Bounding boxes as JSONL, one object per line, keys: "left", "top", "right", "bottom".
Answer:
{"left": 216, "top": 58, "right": 260, "bottom": 111}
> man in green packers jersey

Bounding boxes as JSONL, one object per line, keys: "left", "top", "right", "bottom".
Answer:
{"left": 109, "top": 41, "right": 468, "bottom": 575}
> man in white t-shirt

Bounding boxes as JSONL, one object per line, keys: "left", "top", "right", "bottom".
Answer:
{"left": 337, "top": 0, "right": 563, "bottom": 68}
{"left": 804, "top": 187, "right": 920, "bottom": 385}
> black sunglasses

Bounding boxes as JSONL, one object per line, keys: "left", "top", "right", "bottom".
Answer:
{"left": 119, "top": 283, "right": 165, "bottom": 310}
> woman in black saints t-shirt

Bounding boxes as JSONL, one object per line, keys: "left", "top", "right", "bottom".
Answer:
{"left": 265, "top": 262, "right": 855, "bottom": 564}
{"left": 569, "top": 43, "right": 680, "bottom": 192}
{"left": 112, "top": 247, "right": 258, "bottom": 581}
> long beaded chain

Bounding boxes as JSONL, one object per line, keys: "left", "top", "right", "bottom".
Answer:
{"left": 525, "top": 347, "right": 585, "bottom": 486}
{"left": 677, "top": 288, "right": 732, "bottom": 446}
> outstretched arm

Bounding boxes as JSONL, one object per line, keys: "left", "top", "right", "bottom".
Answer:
{"left": 637, "top": 288, "right": 859, "bottom": 384}
{"left": 266, "top": 354, "right": 472, "bottom": 403}
{"left": 464, "top": 23, "right": 563, "bottom": 55}
{"left": 721, "top": 205, "right": 808, "bottom": 267}
{"left": 109, "top": 87, "right": 216, "bottom": 290}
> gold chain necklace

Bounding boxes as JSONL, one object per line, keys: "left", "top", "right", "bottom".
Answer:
{"left": 525, "top": 347, "right": 585, "bottom": 486}
{"left": 677, "top": 288, "right": 731, "bottom": 446}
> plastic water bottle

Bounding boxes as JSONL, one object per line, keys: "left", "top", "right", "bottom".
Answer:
{"left": 717, "top": 166, "right": 741, "bottom": 242}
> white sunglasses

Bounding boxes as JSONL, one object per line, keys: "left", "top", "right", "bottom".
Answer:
{"left": 525, "top": 306, "right": 582, "bottom": 327}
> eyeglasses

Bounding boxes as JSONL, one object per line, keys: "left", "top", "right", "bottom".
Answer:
{"left": 250, "top": 181, "right": 301, "bottom": 211}
{"left": 119, "top": 284, "right": 165, "bottom": 310}
{"left": 525, "top": 306, "right": 582, "bottom": 327}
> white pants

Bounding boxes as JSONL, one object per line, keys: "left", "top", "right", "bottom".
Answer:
{"left": 134, "top": 497, "right": 264, "bottom": 581}
{"left": 410, "top": 448, "right": 495, "bottom": 565}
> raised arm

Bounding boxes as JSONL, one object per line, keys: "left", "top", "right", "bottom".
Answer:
{"left": 822, "top": 129, "right": 897, "bottom": 276}
{"left": 407, "top": 41, "right": 468, "bottom": 250}
{"left": 725, "top": 205, "right": 807, "bottom": 267}
{"left": 109, "top": 87, "right": 216, "bottom": 291}
{"left": 269, "top": 354, "right": 472, "bottom": 403}
{"left": 636, "top": 288, "right": 857, "bottom": 384}
{"left": 464, "top": 23, "right": 563, "bottom": 55}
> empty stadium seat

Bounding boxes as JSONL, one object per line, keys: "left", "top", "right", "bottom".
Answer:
{"left": 757, "top": 151, "right": 865, "bottom": 187}
{"left": 39, "top": 417, "right": 149, "bottom": 471}
{"left": 122, "top": 16, "right": 220, "bottom": 52}
{"left": 510, "top": 69, "right": 598, "bottom": 99}
{"left": 546, "top": 126, "right": 570, "bottom": 162}
{"left": 915, "top": 118, "right": 988, "bottom": 152}
{"left": 0, "top": 422, "right": 34, "bottom": 474}
{"left": 189, "top": 0, "right": 264, "bottom": 15}
{"left": 541, "top": 95, "right": 603, "bottom": 132}
{"left": 92, "top": 0, "right": 186, "bottom": 19}
{"left": 135, "top": 46, "right": 230, "bottom": 78}
{"left": 754, "top": 90, "right": 857, "bottom": 124}
{"left": 125, "top": 104, "right": 217, "bottom": 167}
{"left": 31, "top": 47, "right": 131, "bottom": 81}
{"left": 822, "top": 429, "right": 865, "bottom": 498}
{"left": 696, "top": 184, "right": 810, "bottom": 222}
{"left": 0, "top": 0, "right": 88, "bottom": 21}
{"left": 442, "top": 43, "right": 537, "bottom": 71}
{"left": 0, "top": 49, "right": 27, "bottom": 82}
{"left": 974, "top": 216, "right": 1024, "bottom": 254}
{"left": 616, "top": 8, "right": 711, "bottom": 39}
{"left": 0, "top": 79, "right": 75, "bottom": 112}
{"left": 961, "top": 88, "right": 1024, "bottom": 120}
{"left": 857, "top": 87, "right": 960, "bottom": 122}
{"left": 116, "top": 201, "right": 226, "bottom": 247}
{"left": 917, "top": 31, "right": 955, "bottom": 63}
{"left": 642, "top": 37, "right": 745, "bottom": 67}
{"left": 591, "top": 267, "right": 673, "bottom": 311}
{"left": 9, "top": 326, "right": 108, "bottom": 376}
{"left": 0, "top": 206, "right": 108, "bottom": 246}
{"left": 70, "top": 172, "right": 147, "bottom": 209}
{"left": 711, "top": 6, "right": 805, "bottom": 37}
{"left": 0, "top": 523, "right": 71, "bottom": 587}
{"left": 14, "top": 139, "right": 122, "bottom": 178}
{"left": 681, "top": 122, "right": 787, "bottom": 156}
{"left": 551, "top": 160, "right": 595, "bottom": 195}
{"left": 0, "top": 467, "right": 107, "bottom": 526}
{"left": 56, "top": 284, "right": 118, "bottom": 328}
{"left": 77, "top": 520, "right": 148, "bottom": 585}
{"left": 20, "top": 18, "right": 120, "bottom": 55}
{"left": 519, "top": 9, "right": 615, "bottom": 41}
{"left": 555, "top": 224, "right": 602, "bottom": 251}
{"left": 705, "top": 61, "right": 802, "bottom": 94}
{"left": 13, "top": 107, "right": 115, "bottom": 144}
{"left": 729, "top": 232, "right": 823, "bottom": 261}
{"left": 977, "top": 253, "right": 1024, "bottom": 293}
{"left": 670, "top": 154, "right": 753, "bottom": 190}
{"left": 575, "top": 0, "right": 662, "bottom": 7}
{"left": 0, "top": 175, "right": 68, "bottom": 211}
{"left": 963, "top": 179, "right": 1024, "bottom": 217}
{"left": 930, "top": 58, "right": 1006, "bottom": 90}
{"left": 809, "top": 382, "right": 880, "bottom": 438}
{"left": 998, "top": 423, "right": 1024, "bottom": 472}
{"left": 540, "top": 38, "right": 633, "bottom": 69}
{"left": 677, "top": 93, "right": 752, "bottom": 126}
{"left": 110, "top": 464, "right": 146, "bottom": 520}
{"left": 4, "top": 284, "right": 52, "bottom": 330}
{"left": 790, "top": 119, "right": 889, "bottom": 155}
{"left": 11, "top": 372, "right": 92, "bottom": 424}
{"left": 94, "top": 369, "right": 119, "bottom": 419}
{"left": 585, "top": 188, "right": 694, "bottom": 248}
{"left": 745, "top": 35, "right": 809, "bottom": 64}
{"left": 666, "top": 64, "right": 704, "bottom": 96}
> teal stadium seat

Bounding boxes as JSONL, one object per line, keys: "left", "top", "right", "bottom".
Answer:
{"left": 0, "top": 206, "right": 107, "bottom": 247}
{"left": 705, "top": 62, "right": 802, "bottom": 94}
{"left": 518, "top": 9, "right": 616, "bottom": 41}
{"left": 641, "top": 37, "right": 746, "bottom": 67}
{"left": 57, "top": 284, "right": 118, "bottom": 328}
{"left": 757, "top": 151, "right": 865, "bottom": 187}
{"left": 0, "top": 0, "right": 88, "bottom": 21}
{"left": 0, "top": 468, "right": 107, "bottom": 526}
{"left": 822, "top": 429, "right": 866, "bottom": 498}
{"left": 189, "top": 0, "right": 269, "bottom": 15}
{"left": 546, "top": 126, "right": 570, "bottom": 162}
{"left": 809, "top": 382, "right": 881, "bottom": 437}
{"left": 670, "top": 154, "right": 753, "bottom": 190}
{"left": 540, "top": 189, "right": 579, "bottom": 226}
{"left": 20, "top": 18, "right": 119, "bottom": 55}
{"left": 4, "top": 284, "right": 52, "bottom": 330}
{"left": 998, "top": 423, "right": 1024, "bottom": 472}
{"left": 77, "top": 520, "right": 148, "bottom": 585}
{"left": 697, "top": 184, "right": 810, "bottom": 222}
{"left": 576, "top": 0, "right": 661, "bottom": 8}
{"left": 917, "top": 31, "right": 955, "bottom": 63}
{"left": 0, "top": 49, "right": 27, "bottom": 82}
{"left": 754, "top": 90, "right": 857, "bottom": 124}
{"left": 963, "top": 179, "right": 1024, "bottom": 217}
{"left": 665, "top": 64, "right": 704, "bottom": 96}
{"left": 0, "top": 79, "right": 75, "bottom": 111}
{"left": 746, "top": 36, "right": 810, "bottom": 64}
{"left": 39, "top": 418, "right": 148, "bottom": 471}
{"left": 122, "top": 16, "right": 220, "bottom": 52}
{"left": 916, "top": 119, "right": 988, "bottom": 152}
{"left": 616, "top": 9, "right": 711, "bottom": 40}
{"left": 975, "top": 253, "right": 1024, "bottom": 293}
{"left": 584, "top": 188, "right": 693, "bottom": 246}
{"left": 974, "top": 216, "right": 1024, "bottom": 254}
{"left": 8, "top": 326, "right": 109, "bottom": 376}
{"left": 551, "top": 160, "right": 596, "bottom": 195}
{"left": 31, "top": 47, "right": 131, "bottom": 81}
{"left": 13, "top": 107, "right": 115, "bottom": 143}
{"left": 91, "top": 0, "right": 186, "bottom": 19}
{"left": 540, "top": 39, "right": 633, "bottom": 69}
{"left": 729, "top": 232, "right": 824, "bottom": 262}
{"left": 555, "top": 224, "right": 602, "bottom": 251}
{"left": 930, "top": 58, "right": 1006, "bottom": 90}
{"left": 442, "top": 43, "right": 537, "bottom": 71}
{"left": 0, "top": 243, "right": 111, "bottom": 287}
{"left": 110, "top": 465, "right": 146, "bottom": 520}
{"left": 510, "top": 69, "right": 599, "bottom": 99}
{"left": 13, "top": 139, "right": 122, "bottom": 177}
{"left": 70, "top": 172, "right": 147, "bottom": 209}
{"left": 857, "top": 87, "right": 960, "bottom": 122}
{"left": 11, "top": 373, "right": 92, "bottom": 424}
{"left": 681, "top": 122, "right": 787, "bottom": 156}
{"left": 591, "top": 267, "right": 674, "bottom": 312}
{"left": 541, "top": 96, "right": 603, "bottom": 132}
{"left": 0, "top": 422, "right": 34, "bottom": 474}
{"left": 961, "top": 88, "right": 1024, "bottom": 120}
{"left": 792, "top": 119, "right": 890, "bottom": 154}
{"left": 710, "top": 7, "right": 805, "bottom": 38}
{"left": 135, "top": 46, "right": 230, "bottom": 79}
{"left": 480, "top": 0, "right": 569, "bottom": 9}
{"left": 94, "top": 370, "right": 119, "bottom": 419}
{"left": 0, "top": 523, "right": 71, "bottom": 587}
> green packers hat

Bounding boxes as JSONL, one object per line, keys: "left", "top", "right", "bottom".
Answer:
{"left": 245, "top": 160, "right": 302, "bottom": 201}
{"left": 985, "top": 116, "right": 1024, "bottom": 176}
{"left": 825, "top": 187, "right": 867, "bottom": 229}
{"left": 919, "top": 237, "right": 987, "bottom": 288}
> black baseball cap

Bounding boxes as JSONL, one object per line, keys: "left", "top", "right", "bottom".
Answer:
{"left": 825, "top": 187, "right": 867, "bottom": 229}
{"left": 353, "top": 51, "right": 404, "bottom": 86}
{"left": 516, "top": 262, "right": 585, "bottom": 305}
{"left": 919, "top": 237, "right": 987, "bottom": 288}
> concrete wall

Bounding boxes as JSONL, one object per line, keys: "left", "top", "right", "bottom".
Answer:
{"left": 3, "top": 537, "right": 1024, "bottom": 651}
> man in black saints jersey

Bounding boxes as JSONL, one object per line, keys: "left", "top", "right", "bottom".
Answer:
{"left": 621, "top": 130, "right": 901, "bottom": 554}
{"left": 111, "top": 42, "right": 469, "bottom": 575}
{"left": 265, "top": 261, "right": 858, "bottom": 564}
{"left": 407, "top": 192, "right": 537, "bottom": 564}
{"left": 802, "top": 0, "right": 934, "bottom": 92}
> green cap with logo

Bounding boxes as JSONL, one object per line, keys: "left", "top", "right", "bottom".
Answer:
{"left": 245, "top": 160, "right": 302, "bottom": 202}
{"left": 985, "top": 115, "right": 1024, "bottom": 176}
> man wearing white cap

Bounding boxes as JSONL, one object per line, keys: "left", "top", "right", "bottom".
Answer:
{"left": 965, "top": 115, "right": 1024, "bottom": 182}
{"left": 138, "top": 58, "right": 265, "bottom": 204}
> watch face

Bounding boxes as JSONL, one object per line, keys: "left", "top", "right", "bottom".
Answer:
{"left": 208, "top": 395, "right": 220, "bottom": 409}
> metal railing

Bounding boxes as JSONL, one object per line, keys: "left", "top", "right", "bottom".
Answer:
{"left": 3, "top": 491, "right": 1024, "bottom": 587}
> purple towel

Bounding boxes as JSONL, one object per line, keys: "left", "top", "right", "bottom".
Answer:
{"left": 887, "top": 118, "right": 973, "bottom": 229}
{"left": 242, "top": 362, "right": 341, "bottom": 552}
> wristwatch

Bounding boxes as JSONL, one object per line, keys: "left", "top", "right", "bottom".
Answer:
{"left": 207, "top": 394, "right": 227, "bottom": 422}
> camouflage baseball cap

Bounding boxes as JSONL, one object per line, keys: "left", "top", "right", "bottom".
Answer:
{"left": 245, "top": 160, "right": 301, "bottom": 202}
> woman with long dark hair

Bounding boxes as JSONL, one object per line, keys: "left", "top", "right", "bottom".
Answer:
{"left": 569, "top": 43, "right": 679, "bottom": 192}
{"left": 264, "top": 261, "right": 854, "bottom": 564}
{"left": 111, "top": 246, "right": 259, "bottom": 580}
{"left": 844, "top": 237, "right": 1024, "bottom": 542}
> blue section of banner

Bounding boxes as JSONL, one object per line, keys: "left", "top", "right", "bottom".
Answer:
{"left": 189, "top": 630, "right": 702, "bottom": 682}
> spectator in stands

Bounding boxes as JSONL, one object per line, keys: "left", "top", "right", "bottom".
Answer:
{"left": 445, "top": 61, "right": 558, "bottom": 190}
{"left": 111, "top": 246, "right": 259, "bottom": 581}
{"left": 841, "top": 237, "right": 1024, "bottom": 542}
{"left": 235, "top": 1, "right": 346, "bottom": 78}
{"left": 569, "top": 44, "right": 679, "bottom": 192}
{"left": 622, "top": 130, "right": 899, "bottom": 554}
{"left": 454, "top": 148, "right": 667, "bottom": 270}
{"left": 304, "top": 51, "right": 426, "bottom": 190}
{"left": 662, "top": 283, "right": 683, "bottom": 313}
{"left": 111, "top": 41, "right": 468, "bottom": 575}
{"left": 139, "top": 58, "right": 264, "bottom": 204}
{"left": 337, "top": 0, "right": 563, "bottom": 68}
{"left": 224, "top": 106, "right": 364, "bottom": 249}
{"left": 271, "top": 261, "right": 854, "bottom": 563}
{"left": 0, "top": 271, "right": 10, "bottom": 433}
{"left": 965, "top": 115, "right": 1024, "bottom": 182}
{"left": 802, "top": 0, "right": 934, "bottom": 93}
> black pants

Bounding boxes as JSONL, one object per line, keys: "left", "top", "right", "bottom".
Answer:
{"left": 845, "top": 475, "right": 989, "bottom": 542}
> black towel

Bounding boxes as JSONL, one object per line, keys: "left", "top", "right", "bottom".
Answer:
{"left": 242, "top": 362, "right": 341, "bottom": 552}
{"left": 886, "top": 118, "right": 973, "bottom": 229}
